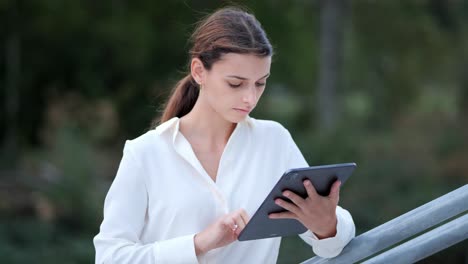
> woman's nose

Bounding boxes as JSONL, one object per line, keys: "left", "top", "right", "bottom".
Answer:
{"left": 243, "top": 86, "right": 257, "bottom": 104}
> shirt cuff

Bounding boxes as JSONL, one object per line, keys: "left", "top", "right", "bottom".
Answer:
{"left": 299, "top": 207, "right": 355, "bottom": 258}
{"left": 154, "top": 234, "right": 199, "bottom": 264}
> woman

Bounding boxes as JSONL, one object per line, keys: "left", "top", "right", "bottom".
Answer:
{"left": 94, "top": 7, "right": 355, "bottom": 263}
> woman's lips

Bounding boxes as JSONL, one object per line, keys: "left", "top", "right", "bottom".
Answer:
{"left": 234, "top": 108, "right": 250, "bottom": 114}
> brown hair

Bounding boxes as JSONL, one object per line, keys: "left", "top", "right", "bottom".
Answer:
{"left": 153, "top": 6, "right": 273, "bottom": 126}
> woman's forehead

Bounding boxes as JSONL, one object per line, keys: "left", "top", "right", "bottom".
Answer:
{"left": 212, "top": 53, "right": 271, "bottom": 79}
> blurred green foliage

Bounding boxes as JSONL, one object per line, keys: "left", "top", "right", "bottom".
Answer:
{"left": 1, "top": 0, "right": 467, "bottom": 263}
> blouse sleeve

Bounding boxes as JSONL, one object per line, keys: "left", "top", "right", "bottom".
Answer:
{"left": 93, "top": 141, "right": 199, "bottom": 264}
{"left": 282, "top": 128, "right": 356, "bottom": 258}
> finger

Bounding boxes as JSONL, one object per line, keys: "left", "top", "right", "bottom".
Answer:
{"left": 238, "top": 208, "right": 250, "bottom": 224}
{"left": 233, "top": 214, "right": 246, "bottom": 230}
{"left": 303, "top": 180, "right": 319, "bottom": 200}
{"left": 269, "top": 211, "right": 297, "bottom": 219}
{"left": 231, "top": 214, "right": 247, "bottom": 236}
{"left": 222, "top": 216, "right": 237, "bottom": 232}
{"left": 329, "top": 180, "right": 341, "bottom": 204}
{"left": 275, "top": 198, "right": 301, "bottom": 215}
{"left": 282, "top": 190, "right": 306, "bottom": 208}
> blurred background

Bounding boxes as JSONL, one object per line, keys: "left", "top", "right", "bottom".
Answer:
{"left": 1, "top": 0, "right": 467, "bottom": 263}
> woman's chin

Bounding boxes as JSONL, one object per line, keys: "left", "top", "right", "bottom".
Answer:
{"left": 227, "top": 115, "right": 247, "bottom": 124}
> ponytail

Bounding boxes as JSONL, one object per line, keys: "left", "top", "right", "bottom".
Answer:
{"left": 155, "top": 74, "right": 199, "bottom": 126}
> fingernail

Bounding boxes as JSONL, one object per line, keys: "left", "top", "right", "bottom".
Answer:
{"left": 304, "top": 180, "right": 311, "bottom": 186}
{"left": 283, "top": 191, "right": 289, "bottom": 197}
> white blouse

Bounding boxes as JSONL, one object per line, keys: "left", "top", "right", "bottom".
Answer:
{"left": 94, "top": 116, "right": 355, "bottom": 264}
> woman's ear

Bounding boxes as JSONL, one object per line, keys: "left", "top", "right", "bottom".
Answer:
{"left": 190, "top": 58, "right": 205, "bottom": 85}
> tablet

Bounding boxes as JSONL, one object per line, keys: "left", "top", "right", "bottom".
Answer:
{"left": 238, "top": 162, "right": 356, "bottom": 241}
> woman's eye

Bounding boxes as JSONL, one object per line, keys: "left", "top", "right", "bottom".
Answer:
{"left": 228, "top": 83, "right": 242, "bottom": 88}
{"left": 256, "top": 83, "right": 266, "bottom": 87}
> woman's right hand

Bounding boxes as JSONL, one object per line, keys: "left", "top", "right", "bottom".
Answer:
{"left": 194, "top": 208, "right": 250, "bottom": 256}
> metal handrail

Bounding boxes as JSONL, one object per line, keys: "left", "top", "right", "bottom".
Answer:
{"left": 362, "top": 213, "right": 468, "bottom": 263}
{"left": 302, "top": 184, "right": 468, "bottom": 264}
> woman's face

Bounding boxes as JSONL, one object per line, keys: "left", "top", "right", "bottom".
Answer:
{"left": 193, "top": 53, "right": 271, "bottom": 123}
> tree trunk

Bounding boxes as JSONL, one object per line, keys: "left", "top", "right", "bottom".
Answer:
{"left": 4, "top": 2, "right": 20, "bottom": 167}
{"left": 317, "top": 0, "right": 348, "bottom": 131}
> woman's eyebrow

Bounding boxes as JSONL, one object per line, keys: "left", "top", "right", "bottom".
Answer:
{"left": 226, "top": 73, "right": 270, "bottom": 80}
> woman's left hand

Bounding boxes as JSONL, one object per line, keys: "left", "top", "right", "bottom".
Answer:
{"left": 269, "top": 180, "right": 341, "bottom": 239}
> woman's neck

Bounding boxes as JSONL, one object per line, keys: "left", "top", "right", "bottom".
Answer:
{"left": 179, "top": 98, "right": 236, "bottom": 147}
